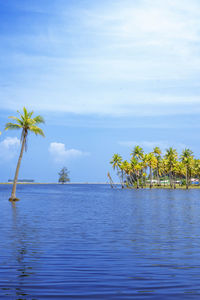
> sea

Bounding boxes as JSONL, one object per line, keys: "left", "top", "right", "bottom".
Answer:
{"left": 0, "top": 184, "right": 200, "bottom": 299}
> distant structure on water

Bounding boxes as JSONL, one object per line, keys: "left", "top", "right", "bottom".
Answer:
{"left": 8, "top": 179, "right": 35, "bottom": 183}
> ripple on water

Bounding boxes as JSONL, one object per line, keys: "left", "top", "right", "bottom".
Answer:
{"left": 0, "top": 184, "right": 200, "bottom": 299}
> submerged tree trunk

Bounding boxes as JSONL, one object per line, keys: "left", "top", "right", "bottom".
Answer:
{"left": 9, "top": 132, "right": 27, "bottom": 201}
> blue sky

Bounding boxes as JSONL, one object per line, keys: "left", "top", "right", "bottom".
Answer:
{"left": 0, "top": 0, "right": 200, "bottom": 182}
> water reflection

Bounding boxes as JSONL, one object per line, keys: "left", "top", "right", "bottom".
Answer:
{"left": 7, "top": 202, "right": 39, "bottom": 299}
{"left": 1, "top": 185, "right": 200, "bottom": 298}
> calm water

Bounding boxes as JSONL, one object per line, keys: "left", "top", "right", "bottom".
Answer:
{"left": 1, "top": 184, "right": 200, "bottom": 299}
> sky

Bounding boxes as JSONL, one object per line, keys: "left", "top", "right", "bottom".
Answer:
{"left": 0, "top": 0, "right": 200, "bottom": 182}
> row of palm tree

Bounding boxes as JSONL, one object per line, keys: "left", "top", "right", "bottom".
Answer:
{"left": 110, "top": 146, "right": 200, "bottom": 189}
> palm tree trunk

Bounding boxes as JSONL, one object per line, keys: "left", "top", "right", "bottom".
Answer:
{"left": 121, "top": 170, "right": 124, "bottom": 189}
{"left": 117, "top": 167, "right": 123, "bottom": 188}
{"left": 140, "top": 169, "right": 143, "bottom": 188}
{"left": 143, "top": 167, "right": 147, "bottom": 187}
{"left": 9, "top": 132, "right": 26, "bottom": 201}
{"left": 157, "top": 169, "right": 160, "bottom": 186}
{"left": 150, "top": 167, "right": 153, "bottom": 189}
{"left": 124, "top": 173, "right": 128, "bottom": 188}
{"left": 173, "top": 173, "right": 176, "bottom": 189}
{"left": 186, "top": 167, "right": 188, "bottom": 189}
{"left": 129, "top": 173, "right": 134, "bottom": 187}
{"left": 136, "top": 175, "right": 139, "bottom": 189}
{"left": 169, "top": 171, "right": 173, "bottom": 188}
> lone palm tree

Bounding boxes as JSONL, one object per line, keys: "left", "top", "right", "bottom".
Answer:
{"left": 5, "top": 107, "right": 45, "bottom": 201}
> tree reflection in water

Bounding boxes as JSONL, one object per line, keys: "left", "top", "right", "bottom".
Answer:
{"left": 5, "top": 202, "right": 40, "bottom": 300}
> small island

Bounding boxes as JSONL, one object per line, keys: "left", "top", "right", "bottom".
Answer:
{"left": 110, "top": 145, "right": 199, "bottom": 189}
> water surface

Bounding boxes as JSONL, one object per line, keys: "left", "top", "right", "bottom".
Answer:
{"left": 0, "top": 184, "right": 200, "bottom": 299}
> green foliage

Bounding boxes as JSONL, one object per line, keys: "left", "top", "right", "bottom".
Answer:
{"left": 110, "top": 145, "right": 199, "bottom": 189}
{"left": 58, "top": 167, "right": 70, "bottom": 183}
{"left": 5, "top": 107, "right": 45, "bottom": 201}
{"left": 5, "top": 107, "right": 45, "bottom": 149}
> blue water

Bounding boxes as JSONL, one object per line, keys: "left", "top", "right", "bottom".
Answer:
{"left": 1, "top": 184, "right": 200, "bottom": 299}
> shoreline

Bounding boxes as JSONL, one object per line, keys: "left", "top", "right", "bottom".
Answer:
{"left": 1, "top": 182, "right": 200, "bottom": 189}
{"left": 0, "top": 182, "right": 112, "bottom": 185}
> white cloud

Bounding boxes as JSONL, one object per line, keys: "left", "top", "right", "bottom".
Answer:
{"left": 49, "top": 142, "right": 89, "bottom": 163}
{"left": 1, "top": 0, "right": 200, "bottom": 116}
{"left": 0, "top": 137, "right": 20, "bottom": 161}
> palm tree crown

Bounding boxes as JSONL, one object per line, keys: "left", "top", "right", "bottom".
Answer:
{"left": 131, "top": 145, "right": 144, "bottom": 161}
{"left": 5, "top": 107, "right": 45, "bottom": 146}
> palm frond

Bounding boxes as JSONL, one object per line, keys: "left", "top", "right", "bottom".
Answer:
{"left": 27, "top": 118, "right": 36, "bottom": 127}
{"left": 29, "top": 125, "right": 45, "bottom": 137}
{"left": 6, "top": 108, "right": 45, "bottom": 152}
{"left": 33, "top": 115, "right": 45, "bottom": 124}
{"left": 28, "top": 111, "right": 34, "bottom": 118}
{"left": 17, "top": 109, "right": 25, "bottom": 121}
{"left": 23, "top": 107, "right": 28, "bottom": 119}
{"left": 5, "top": 123, "right": 21, "bottom": 130}
{"left": 9, "top": 116, "right": 24, "bottom": 126}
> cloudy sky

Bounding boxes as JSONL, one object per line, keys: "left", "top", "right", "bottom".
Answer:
{"left": 0, "top": 0, "right": 200, "bottom": 182}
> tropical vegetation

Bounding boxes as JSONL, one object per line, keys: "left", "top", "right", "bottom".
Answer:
{"left": 58, "top": 167, "right": 70, "bottom": 183}
{"left": 110, "top": 146, "right": 200, "bottom": 189}
{"left": 5, "top": 107, "right": 45, "bottom": 201}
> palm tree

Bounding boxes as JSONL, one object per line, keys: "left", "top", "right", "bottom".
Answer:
{"left": 146, "top": 152, "right": 157, "bottom": 188}
{"left": 110, "top": 154, "right": 123, "bottom": 187}
{"left": 160, "top": 158, "right": 168, "bottom": 186}
{"left": 193, "top": 159, "right": 200, "bottom": 184}
{"left": 153, "top": 147, "right": 162, "bottom": 186}
{"left": 130, "top": 157, "right": 142, "bottom": 189}
{"left": 5, "top": 107, "right": 45, "bottom": 201}
{"left": 120, "top": 160, "right": 130, "bottom": 187}
{"left": 181, "top": 148, "right": 194, "bottom": 189}
{"left": 142, "top": 154, "right": 148, "bottom": 187}
{"left": 126, "top": 162, "right": 135, "bottom": 187}
{"left": 165, "top": 147, "right": 178, "bottom": 188}
{"left": 131, "top": 145, "right": 144, "bottom": 161}
{"left": 131, "top": 146, "right": 144, "bottom": 188}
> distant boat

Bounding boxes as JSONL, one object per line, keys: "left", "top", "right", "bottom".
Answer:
{"left": 8, "top": 179, "right": 34, "bottom": 183}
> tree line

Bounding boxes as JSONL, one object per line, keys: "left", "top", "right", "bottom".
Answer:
{"left": 110, "top": 146, "right": 200, "bottom": 189}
